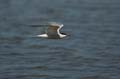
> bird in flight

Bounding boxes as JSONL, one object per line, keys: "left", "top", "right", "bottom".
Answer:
{"left": 36, "top": 22, "right": 67, "bottom": 39}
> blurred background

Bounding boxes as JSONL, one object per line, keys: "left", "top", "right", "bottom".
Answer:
{"left": 0, "top": 0, "right": 120, "bottom": 79}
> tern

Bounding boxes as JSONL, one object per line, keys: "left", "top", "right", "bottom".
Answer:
{"left": 36, "top": 22, "right": 67, "bottom": 39}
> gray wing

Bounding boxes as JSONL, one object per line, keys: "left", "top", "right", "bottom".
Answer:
{"left": 46, "top": 26, "right": 60, "bottom": 38}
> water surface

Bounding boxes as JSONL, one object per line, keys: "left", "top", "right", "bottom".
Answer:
{"left": 0, "top": 0, "right": 120, "bottom": 79}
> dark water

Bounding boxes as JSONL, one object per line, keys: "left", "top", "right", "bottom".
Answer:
{"left": 0, "top": 0, "right": 120, "bottom": 79}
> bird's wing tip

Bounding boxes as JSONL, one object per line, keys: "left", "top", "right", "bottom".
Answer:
{"left": 48, "top": 22, "right": 64, "bottom": 27}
